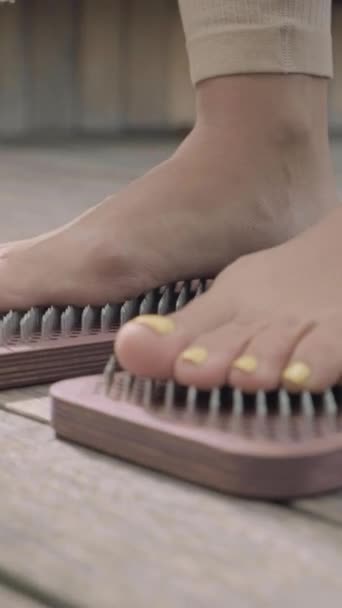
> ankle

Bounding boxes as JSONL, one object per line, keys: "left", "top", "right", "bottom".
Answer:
{"left": 195, "top": 74, "right": 329, "bottom": 150}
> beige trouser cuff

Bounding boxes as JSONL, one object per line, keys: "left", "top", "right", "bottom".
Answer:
{"left": 179, "top": 0, "right": 333, "bottom": 84}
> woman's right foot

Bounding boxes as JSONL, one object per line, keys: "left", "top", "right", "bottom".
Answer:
{"left": 116, "top": 205, "right": 342, "bottom": 393}
{"left": 0, "top": 75, "right": 337, "bottom": 310}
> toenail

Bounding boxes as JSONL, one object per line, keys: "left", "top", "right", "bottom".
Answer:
{"left": 132, "top": 314, "right": 175, "bottom": 335}
{"left": 180, "top": 346, "right": 208, "bottom": 365}
{"left": 232, "top": 355, "right": 258, "bottom": 373}
{"left": 282, "top": 361, "right": 311, "bottom": 386}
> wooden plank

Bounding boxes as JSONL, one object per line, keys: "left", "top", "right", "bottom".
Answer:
{"left": 0, "top": 384, "right": 50, "bottom": 404}
{"left": 1, "top": 412, "right": 342, "bottom": 608}
{"left": 294, "top": 493, "right": 342, "bottom": 526}
{"left": 0, "top": 586, "right": 45, "bottom": 608}
{"left": 0, "top": 384, "right": 50, "bottom": 423}
{"left": 0, "top": 141, "right": 174, "bottom": 241}
{"left": 0, "top": 0, "right": 27, "bottom": 135}
{"left": 24, "top": 0, "right": 76, "bottom": 131}
{"left": 123, "top": 0, "right": 172, "bottom": 128}
{"left": 1, "top": 396, "right": 51, "bottom": 424}
{"left": 167, "top": 3, "right": 195, "bottom": 128}
{"left": 78, "top": 0, "right": 123, "bottom": 131}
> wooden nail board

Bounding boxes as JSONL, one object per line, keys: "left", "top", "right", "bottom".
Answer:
{"left": 51, "top": 373, "right": 342, "bottom": 500}
{"left": 0, "top": 333, "right": 114, "bottom": 389}
{"left": 0, "top": 280, "right": 208, "bottom": 389}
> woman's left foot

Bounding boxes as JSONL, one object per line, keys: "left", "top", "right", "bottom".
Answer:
{"left": 0, "top": 75, "right": 336, "bottom": 311}
{"left": 117, "top": 206, "right": 342, "bottom": 393}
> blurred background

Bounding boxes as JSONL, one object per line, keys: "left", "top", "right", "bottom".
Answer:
{"left": 0, "top": 0, "right": 341, "bottom": 239}
{"left": 0, "top": 0, "right": 194, "bottom": 137}
{"left": 1, "top": 0, "right": 342, "bottom": 136}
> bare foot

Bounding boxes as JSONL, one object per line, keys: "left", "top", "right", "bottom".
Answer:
{"left": 0, "top": 75, "right": 337, "bottom": 310}
{"left": 116, "top": 206, "right": 342, "bottom": 393}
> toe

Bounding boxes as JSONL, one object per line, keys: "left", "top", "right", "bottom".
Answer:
{"left": 228, "top": 318, "right": 312, "bottom": 392}
{"left": 281, "top": 317, "right": 342, "bottom": 392}
{"left": 115, "top": 314, "right": 190, "bottom": 378}
{"left": 115, "top": 281, "right": 236, "bottom": 379}
{"left": 174, "top": 320, "right": 263, "bottom": 389}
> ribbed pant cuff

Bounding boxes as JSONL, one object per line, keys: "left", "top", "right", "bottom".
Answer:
{"left": 187, "top": 25, "right": 333, "bottom": 83}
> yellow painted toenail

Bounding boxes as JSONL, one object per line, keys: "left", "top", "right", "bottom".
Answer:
{"left": 232, "top": 355, "right": 258, "bottom": 373}
{"left": 181, "top": 346, "right": 208, "bottom": 365}
{"left": 132, "top": 314, "right": 175, "bottom": 335}
{"left": 282, "top": 361, "right": 311, "bottom": 386}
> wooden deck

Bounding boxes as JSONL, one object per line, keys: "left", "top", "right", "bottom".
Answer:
{"left": 0, "top": 138, "right": 342, "bottom": 607}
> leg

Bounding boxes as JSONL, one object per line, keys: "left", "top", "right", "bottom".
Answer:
{"left": 0, "top": 0, "right": 336, "bottom": 310}
{"left": 117, "top": 2, "right": 342, "bottom": 392}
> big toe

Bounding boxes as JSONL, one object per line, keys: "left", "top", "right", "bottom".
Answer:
{"left": 115, "top": 282, "right": 236, "bottom": 379}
